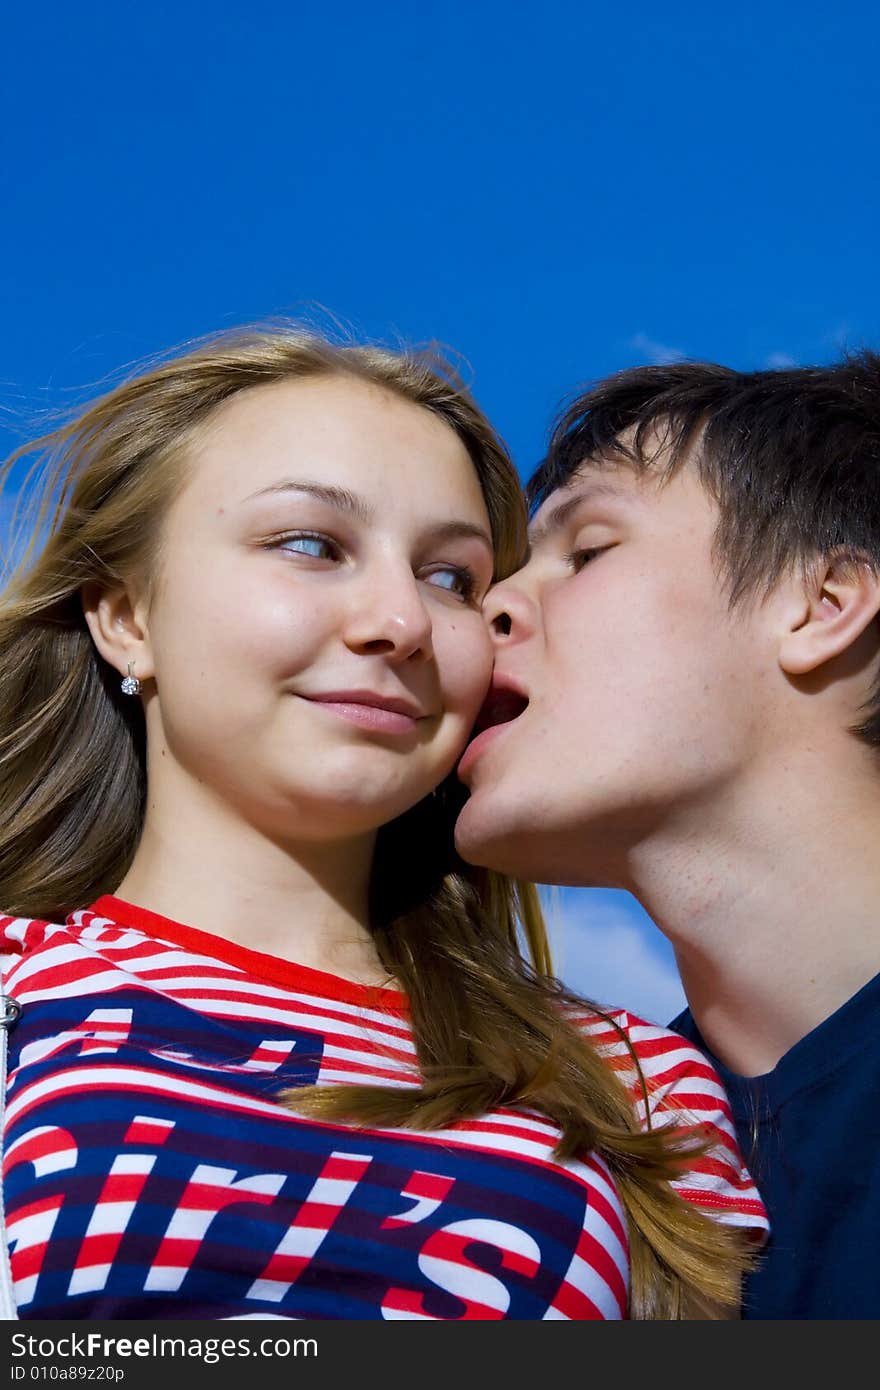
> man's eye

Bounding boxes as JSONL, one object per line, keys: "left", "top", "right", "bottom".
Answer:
{"left": 423, "top": 565, "right": 479, "bottom": 602}
{"left": 565, "top": 546, "right": 607, "bottom": 572}
{"left": 275, "top": 532, "right": 341, "bottom": 561}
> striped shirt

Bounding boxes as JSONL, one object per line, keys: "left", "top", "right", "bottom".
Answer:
{"left": 1, "top": 896, "right": 768, "bottom": 1319}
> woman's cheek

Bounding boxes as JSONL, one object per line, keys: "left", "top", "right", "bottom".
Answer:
{"left": 439, "top": 615, "right": 493, "bottom": 721}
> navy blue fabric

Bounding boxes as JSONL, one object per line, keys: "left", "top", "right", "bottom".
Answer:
{"left": 671, "top": 971, "right": 880, "bottom": 1319}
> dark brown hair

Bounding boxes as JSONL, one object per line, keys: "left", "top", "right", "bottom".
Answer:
{"left": 529, "top": 352, "right": 880, "bottom": 744}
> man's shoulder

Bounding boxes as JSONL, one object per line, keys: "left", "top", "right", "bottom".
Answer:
{"left": 667, "top": 1004, "right": 698, "bottom": 1040}
{"left": 668, "top": 971, "right": 880, "bottom": 1087}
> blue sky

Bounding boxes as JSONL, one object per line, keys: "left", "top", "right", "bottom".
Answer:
{"left": 2, "top": 2, "right": 878, "bottom": 1020}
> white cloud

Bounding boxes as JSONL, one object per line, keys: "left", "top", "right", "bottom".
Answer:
{"left": 539, "top": 885, "right": 686, "bottom": 1027}
{"left": 629, "top": 332, "right": 687, "bottom": 366}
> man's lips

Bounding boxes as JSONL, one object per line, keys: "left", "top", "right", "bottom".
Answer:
{"left": 301, "top": 690, "right": 426, "bottom": 735}
{"left": 472, "top": 684, "right": 530, "bottom": 736}
{"left": 458, "top": 681, "right": 529, "bottom": 779}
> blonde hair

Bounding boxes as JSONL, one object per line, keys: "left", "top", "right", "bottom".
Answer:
{"left": 0, "top": 321, "right": 753, "bottom": 1317}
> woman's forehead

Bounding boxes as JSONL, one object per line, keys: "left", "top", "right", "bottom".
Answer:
{"left": 174, "top": 375, "right": 490, "bottom": 523}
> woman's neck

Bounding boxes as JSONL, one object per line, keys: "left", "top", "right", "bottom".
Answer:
{"left": 115, "top": 789, "right": 389, "bottom": 986}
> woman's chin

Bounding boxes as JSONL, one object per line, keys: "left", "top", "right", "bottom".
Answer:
{"left": 266, "top": 783, "right": 446, "bottom": 841}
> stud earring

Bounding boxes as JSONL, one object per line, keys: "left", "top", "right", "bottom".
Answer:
{"left": 121, "top": 662, "right": 141, "bottom": 696}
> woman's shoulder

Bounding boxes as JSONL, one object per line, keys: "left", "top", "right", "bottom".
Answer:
{"left": 0, "top": 909, "right": 61, "bottom": 945}
{"left": 566, "top": 998, "right": 712, "bottom": 1063}
{"left": 564, "top": 999, "right": 732, "bottom": 1116}
{"left": 567, "top": 1000, "right": 770, "bottom": 1236}
{"left": 0, "top": 906, "right": 99, "bottom": 962}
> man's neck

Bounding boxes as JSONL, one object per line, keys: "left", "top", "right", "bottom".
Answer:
{"left": 622, "top": 762, "right": 880, "bottom": 1078}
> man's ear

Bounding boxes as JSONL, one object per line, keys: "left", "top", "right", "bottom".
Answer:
{"left": 778, "top": 556, "right": 880, "bottom": 677}
{"left": 81, "top": 581, "right": 155, "bottom": 685}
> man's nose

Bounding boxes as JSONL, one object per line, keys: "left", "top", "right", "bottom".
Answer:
{"left": 343, "top": 566, "right": 434, "bottom": 662}
{"left": 482, "top": 574, "right": 533, "bottom": 645}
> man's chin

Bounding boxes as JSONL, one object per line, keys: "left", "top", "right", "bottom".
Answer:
{"left": 453, "top": 793, "right": 524, "bottom": 875}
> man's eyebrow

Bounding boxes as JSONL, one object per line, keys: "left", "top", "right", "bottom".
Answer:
{"left": 241, "top": 479, "right": 493, "bottom": 551}
{"left": 242, "top": 479, "right": 373, "bottom": 524}
{"left": 528, "top": 480, "right": 630, "bottom": 550}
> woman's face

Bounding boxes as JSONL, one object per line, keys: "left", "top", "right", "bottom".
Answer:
{"left": 137, "top": 374, "right": 496, "bottom": 841}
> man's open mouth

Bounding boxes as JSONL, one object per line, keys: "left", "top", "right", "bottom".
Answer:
{"left": 473, "top": 686, "right": 529, "bottom": 736}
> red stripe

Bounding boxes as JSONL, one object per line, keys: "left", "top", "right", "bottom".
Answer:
{"left": 292, "top": 1200, "right": 348, "bottom": 1228}
{"left": 423, "top": 1227, "right": 540, "bottom": 1280}
{"left": 8, "top": 1196, "right": 66, "bottom": 1282}
{"left": 381, "top": 1284, "right": 504, "bottom": 1320}
{"left": 124, "top": 1117, "right": 174, "bottom": 1145}
{"left": 581, "top": 1163, "right": 629, "bottom": 1250}
{"left": 5, "top": 1127, "right": 77, "bottom": 1169}
{"left": 254, "top": 1253, "right": 308, "bottom": 1283}
{"left": 85, "top": 898, "right": 410, "bottom": 1014}
{"left": 76, "top": 1233, "right": 129, "bottom": 1266}
{"left": 150, "top": 1239, "right": 198, "bottom": 1267}
{"left": 96, "top": 1172, "right": 150, "bottom": 1204}
{"left": 549, "top": 1277, "right": 613, "bottom": 1320}
{"left": 317, "top": 1154, "right": 371, "bottom": 1182}
{"left": 574, "top": 1228, "right": 627, "bottom": 1309}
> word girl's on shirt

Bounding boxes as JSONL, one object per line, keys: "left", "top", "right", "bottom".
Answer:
{"left": 1, "top": 906, "right": 768, "bottom": 1320}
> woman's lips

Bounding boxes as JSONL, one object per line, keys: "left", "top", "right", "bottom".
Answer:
{"left": 302, "top": 694, "right": 421, "bottom": 735}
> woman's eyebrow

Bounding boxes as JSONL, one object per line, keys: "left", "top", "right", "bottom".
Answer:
{"left": 527, "top": 480, "right": 630, "bottom": 551}
{"left": 241, "top": 478, "right": 493, "bottom": 551}
{"left": 242, "top": 479, "right": 373, "bottom": 524}
{"left": 422, "top": 520, "right": 494, "bottom": 552}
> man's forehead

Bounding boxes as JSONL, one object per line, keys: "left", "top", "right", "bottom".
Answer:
{"left": 528, "top": 465, "right": 639, "bottom": 547}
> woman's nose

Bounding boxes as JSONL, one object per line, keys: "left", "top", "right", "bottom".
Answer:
{"left": 343, "top": 568, "right": 434, "bottom": 662}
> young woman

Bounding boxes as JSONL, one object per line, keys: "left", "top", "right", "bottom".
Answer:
{"left": 0, "top": 324, "right": 766, "bottom": 1320}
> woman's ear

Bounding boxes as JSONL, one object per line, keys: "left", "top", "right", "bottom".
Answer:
{"left": 81, "top": 581, "right": 155, "bottom": 685}
{"left": 778, "top": 557, "right": 880, "bottom": 677}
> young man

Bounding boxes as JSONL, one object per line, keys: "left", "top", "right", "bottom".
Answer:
{"left": 454, "top": 355, "right": 880, "bottom": 1319}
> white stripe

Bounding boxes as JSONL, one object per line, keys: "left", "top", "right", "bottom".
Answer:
{"left": 562, "top": 1252, "right": 623, "bottom": 1319}
{"left": 6, "top": 971, "right": 416, "bottom": 1055}
{"left": 6, "top": 1066, "right": 290, "bottom": 1126}
{"left": 316, "top": 1068, "right": 416, "bottom": 1088}
{"left": 8, "top": 973, "right": 140, "bottom": 1003}
{"left": 424, "top": 1125, "right": 557, "bottom": 1164}
{"left": 0, "top": 919, "right": 32, "bottom": 945}
{"left": 6, "top": 915, "right": 411, "bottom": 1024}
{"left": 671, "top": 1168, "right": 745, "bottom": 1196}
{"left": 581, "top": 1199, "right": 628, "bottom": 1287}
{"left": 155, "top": 993, "right": 415, "bottom": 1050}
{"left": 5, "top": 1128, "right": 77, "bottom": 1177}
{"left": 320, "top": 1042, "right": 415, "bottom": 1072}
{"left": 82, "top": 1201, "right": 138, "bottom": 1237}
{"left": 68, "top": 1265, "right": 111, "bottom": 1294}
{"left": 4, "top": 940, "right": 101, "bottom": 978}
{"left": 67, "top": 920, "right": 410, "bottom": 1026}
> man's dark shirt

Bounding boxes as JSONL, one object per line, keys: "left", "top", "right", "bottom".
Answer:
{"left": 671, "top": 971, "right": 880, "bottom": 1319}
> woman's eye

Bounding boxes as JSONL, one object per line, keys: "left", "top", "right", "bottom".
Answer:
{"left": 423, "top": 565, "right": 479, "bottom": 602}
{"left": 275, "top": 532, "right": 341, "bottom": 561}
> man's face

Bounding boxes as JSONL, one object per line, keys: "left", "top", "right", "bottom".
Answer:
{"left": 454, "top": 457, "right": 779, "bottom": 884}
